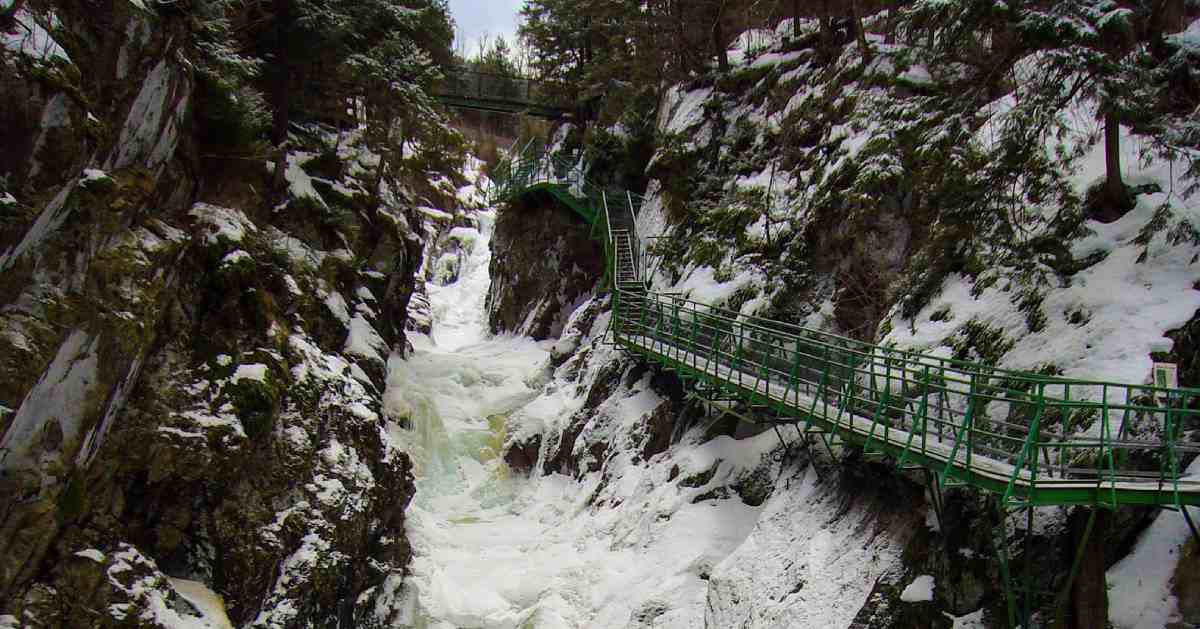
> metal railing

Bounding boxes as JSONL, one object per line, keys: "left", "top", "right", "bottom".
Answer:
{"left": 489, "top": 147, "right": 1200, "bottom": 508}
{"left": 611, "top": 289, "right": 1200, "bottom": 507}
{"left": 433, "top": 67, "right": 567, "bottom": 117}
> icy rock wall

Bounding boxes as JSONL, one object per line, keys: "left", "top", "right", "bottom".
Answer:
{"left": 486, "top": 193, "right": 604, "bottom": 340}
{"left": 503, "top": 15, "right": 1200, "bottom": 628}
{"left": 0, "top": 3, "right": 432, "bottom": 626}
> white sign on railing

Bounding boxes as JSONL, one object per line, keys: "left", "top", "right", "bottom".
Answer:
{"left": 1154, "top": 362, "right": 1178, "bottom": 389}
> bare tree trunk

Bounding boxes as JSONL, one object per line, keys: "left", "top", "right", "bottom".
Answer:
{"left": 792, "top": 0, "right": 800, "bottom": 40}
{"left": 1101, "top": 108, "right": 1131, "bottom": 218}
{"left": 270, "top": 0, "right": 293, "bottom": 193}
{"left": 713, "top": 0, "right": 729, "bottom": 73}
{"left": 1069, "top": 509, "right": 1110, "bottom": 629}
{"left": 1147, "top": 0, "right": 1184, "bottom": 59}
{"left": 851, "top": 0, "right": 871, "bottom": 63}
{"left": 374, "top": 118, "right": 402, "bottom": 197}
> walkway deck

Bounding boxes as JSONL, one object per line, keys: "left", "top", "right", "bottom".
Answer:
{"left": 490, "top": 147, "right": 1200, "bottom": 510}
{"left": 433, "top": 68, "right": 567, "bottom": 119}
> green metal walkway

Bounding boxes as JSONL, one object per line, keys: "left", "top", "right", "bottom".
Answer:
{"left": 488, "top": 148, "right": 1200, "bottom": 510}
{"left": 488, "top": 146, "right": 1200, "bottom": 626}
{"left": 433, "top": 67, "right": 567, "bottom": 119}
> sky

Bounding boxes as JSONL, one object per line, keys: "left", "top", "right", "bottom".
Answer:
{"left": 448, "top": 0, "right": 526, "bottom": 59}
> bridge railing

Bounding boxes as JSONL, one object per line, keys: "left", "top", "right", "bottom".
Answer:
{"left": 435, "top": 67, "right": 566, "bottom": 112}
{"left": 488, "top": 147, "right": 646, "bottom": 280}
{"left": 485, "top": 143, "right": 1200, "bottom": 506}
{"left": 613, "top": 289, "right": 1200, "bottom": 506}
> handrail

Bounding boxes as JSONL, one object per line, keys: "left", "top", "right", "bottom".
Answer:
{"left": 432, "top": 67, "right": 568, "bottom": 115}
{"left": 487, "top": 148, "right": 1200, "bottom": 508}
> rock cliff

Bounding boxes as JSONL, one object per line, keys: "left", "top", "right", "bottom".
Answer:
{"left": 0, "top": 2, "right": 453, "bottom": 625}
{"left": 486, "top": 193, "right": 604, "bottom": 340}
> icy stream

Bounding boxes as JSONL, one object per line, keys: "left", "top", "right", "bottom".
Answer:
{"left": 382, "top": 209, "right": 764, "bottom": 627}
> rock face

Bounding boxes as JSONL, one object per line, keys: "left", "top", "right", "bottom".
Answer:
{"left": 0, "top": 2, "right": 437, "bottom": 626}
{"left": 486, "top": 192, "right": 604, "bottom": 339}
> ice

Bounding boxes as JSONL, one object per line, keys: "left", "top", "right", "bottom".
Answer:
{"left": 423, "top": 211, "right": 498, "bottom": 351}
{"left": 386, "top": 182, "right": 770, "bottom": 628}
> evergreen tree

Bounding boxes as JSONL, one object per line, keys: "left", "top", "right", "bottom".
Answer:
{"left": 218, "top": 0, "right": 453, "bottom": 191}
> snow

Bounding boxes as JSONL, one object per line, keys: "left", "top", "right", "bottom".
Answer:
{"left": 29, "top": 91, "right": 72, "bottom": 177}
{"left": 189, "top": 203, "right": 256, "bottom": 246}
{"left": 344, "top": 313, "right": 388, "bottom": 364}
{"left": 0, "top": 181, "right": 73, "bottom": 271}
{"left": 660, "top": 85, "right": 713, "bottom": 138}
{"left": 706, "top": 460, "right": 909, "bottom": 627}
{"left": 949, "top": 609, "right": 988, "bottom": 628}
{"left": 669, "top": 264, "right": 756, "bottom": 307}
{"left": 749, "top": 50, "right": 805, "bottom": 70}
{"left": 75, "top": 548, "right": 107, "bottom": 563}
{"left": 383, "top": 178, "right": 897, "bottom": 627}
{"left": 424, "top": 211, "right": 498, "bottom": 351}
{"left": 281, "top": 152, "right": 328, "bottom": 209}
{"left": 283, "top": 275, "right": 302, "bottom": 296}
{"left": 369, "top": 35, "right": 1200, "bottom": 627}
{"left": 1, "top": 8, "right": 71, "bottom": 62}
{"left": 1169, "top": 17, "right": 1200, "bottom": 53}
{"left": 900, "top": 574, "right": 936, "bottom": 603}
{"left": 1107, "top": 458, "right": 1200, "bottom": 629}
{"left": 168, "top": 578, "right": 235, "bottom": 629}
{"left": 82, "top": 168, "right": 110, "bottom": 184}
{"left": 418, "top": 205, "right": 453, "bottom": 221}
{"left": 109, "top": 58, "right": 187, "bottom": 172}
{"left": 899, "top": 64, "right": 933, "bottom": 86}
{"left": 0, "top": 330, "right": 100, "bottom": 471}
{"left": 231, "top": 363, "right": 269, "bottom": 384}
{"left": 886, "top": 108, "right": 1200, "bottom": 393}
{"left": 221, "top": 249, "right": 251, "bottom": 266}
{"left": 107, "top": 545, "right": 227, "bottom": 628}
{"left": 323, "top": 290, "right": 351, "bottom": 325}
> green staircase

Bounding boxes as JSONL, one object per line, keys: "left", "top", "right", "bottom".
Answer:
{"left": 488, "top": 146, "right": 1200, "bottom": 627}
{"left": 488, "top": 147, "right": 1200, "bottom": 509}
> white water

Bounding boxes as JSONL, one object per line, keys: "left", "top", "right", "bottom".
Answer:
{"left": 384, "top": 209, "right": 765, "bottom": 628}
{"left": 385, "top": 209, "right": 558, "bottom": 625}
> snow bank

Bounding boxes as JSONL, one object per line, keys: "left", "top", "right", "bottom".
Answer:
{"left": 900, "top": 575, "right": 936, "bottom": 603}
{"left": 1107, "top": 459, "right": 1200, "bottom": 628}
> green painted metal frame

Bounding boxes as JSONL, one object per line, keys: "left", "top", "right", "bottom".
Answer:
{"left": 490, "top": 146, "right": 1200, "bottom": 510}
{"left": 613, "top": 289, "right": 1200, "bottom": 508}
{"left": 433, "top": 67, "right": 568, "bottom": 119}
{"left": 491, "top": 147, "right": 1200, "bottom": 629}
